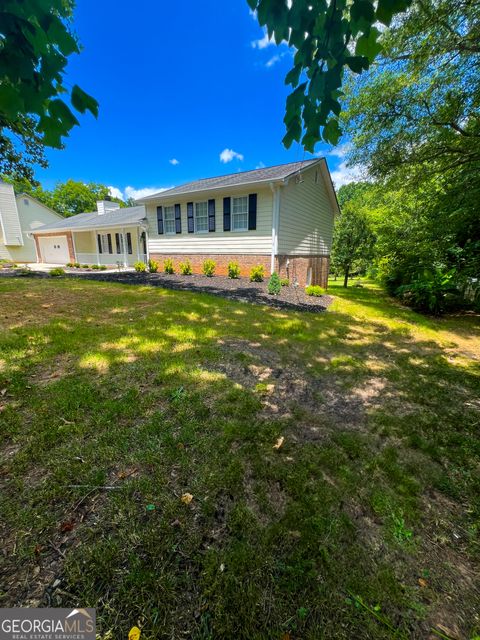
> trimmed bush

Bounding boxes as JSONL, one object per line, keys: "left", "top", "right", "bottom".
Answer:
{"left": 163, "top": 258, "right": 175, "bottom": 274}
{"left": 280, "top": 278, "right": 290, "bottom": 287}
{"left": 66, "top": 262, "right": 74, "bottom": 268}
{"left": 134, "top": 261, "right": 147, "bottom": 273}
{"left": 249, "top": 265, "right": 265, "bottom": 282}
{"left": 148, "top": 259, "right": 159, "bottom": 273}
{"left": 91, "top": 264, "right": 100, "bottom": 270}
{"left": 202, "top": 259, "right": 216, "bottom": 277}
{"left": 305, "top": 285, "right": 326, "bottom": 296}
{"left": 81, "top": 264, "right": 90, "bottom": 269}
{"left": 49, "top": 267, "right": 65, "bottom": 277}
{"left": 268, "top": 272, "right": 281, "bottom": 295}
{"left": 227, "top": 261, "right": 240, "bottom": 279}
{"left": 179, "top": 260, "right": 193, "bottom": 275}
{"left": 99, "top": 265, "right": 107, "bottom": 271}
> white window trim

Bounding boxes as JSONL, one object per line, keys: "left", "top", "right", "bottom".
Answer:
{"left": 231, "top": 195, "right": 249, "bottom": 232}
{"left": 164, "top": 205, "right": 176, "bottom": 235}
{"left": 116, "top": 232, "right": 124, "bottom": 255}
{"left": 100, "top": 233, "right": 110, "bottom": 254}
{"left": 194, "top": 201, "right": 209, "bottom": 234}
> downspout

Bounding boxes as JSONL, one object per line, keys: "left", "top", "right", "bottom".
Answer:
{"left": 270, "top": 182, "right": 280, "bottom": 275}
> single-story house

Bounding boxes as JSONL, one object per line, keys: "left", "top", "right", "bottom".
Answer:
{"left": 31, "top": 159, "right": 339, "bottom": 286}
{"left": 0, "top": 182, "right": 64, "bottom": 262}
{"left": 138, "top": 158, "right": 339, "bottom": 287}
{"left": 32, "top": 201, "right": 149, "bottom": 267}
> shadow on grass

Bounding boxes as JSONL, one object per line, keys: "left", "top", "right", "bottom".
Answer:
{"left": 0, "top": 277, "right": 479, "bottom": 640}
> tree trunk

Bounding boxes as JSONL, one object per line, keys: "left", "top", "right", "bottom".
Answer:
{"left": 343, "top": 265, "right": 350, "bottom": 288}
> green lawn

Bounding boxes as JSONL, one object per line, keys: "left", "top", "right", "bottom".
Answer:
{"left": 0, "top": 277, "right": 479, "bottom": 639}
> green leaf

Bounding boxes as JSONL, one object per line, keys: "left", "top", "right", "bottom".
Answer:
{"left": 345, "top": 55, "right": 369, "bottom": 73}
{"left": 246, "top": 0, "right": 257, "bottom": 10}
{"left": 49, "top": 99, "right": 79, "bottom": 128}
{"left": 355, "top": 27, "right": 382, "bottom": 62}
{"left": 323, "top": 118, "right": 342, "bottom": 145}
{"left": 350, "top": 0, "right": 375, "bottom": 33}
{"left": 285, "top": 65, "right": 302, "bottom": 87}
{"left": 0, "top": 85, "right": 25, "bottom": 119}
{"left": 71, "top": 85, "right": 99, "bottom": 117}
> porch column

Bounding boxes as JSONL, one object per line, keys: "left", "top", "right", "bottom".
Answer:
{"left": 136, "top": 228, "right": 141, "bottom": 262}
{"left": 94, "top": 231, "right": 100, "bottom": 265}
{"left": 122, "top": 227, "right": 127, "bottom": 267}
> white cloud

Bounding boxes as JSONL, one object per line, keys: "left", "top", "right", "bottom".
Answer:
{"left": 108, "top": 186, "right": 123, "bottom": 200}
{"left": 251, "top": 29, "right": 275, "bottom": 49}
{"left": 249, "top": 8, "right": 257, "bottom": 19}
{"left": 325, "top": 145, "right": 365, "bottom": 188}
{"left": 266, "top": 54, "right": 281, "bottom": 68}
{"left": 255, "top": 162, "right": 266, "bottom": 169}
{"left": 220, "top": 148, "right": 244, "bottom": 163}
{"left": 124, "top": 186, "right": 171, "bottom": 200}
{"left": 169, "top": 158, "right": 180, "bottom": 165}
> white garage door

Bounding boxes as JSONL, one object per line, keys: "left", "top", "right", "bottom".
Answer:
{"left": 39, "top": 236, "right": 70, "bottom": 264}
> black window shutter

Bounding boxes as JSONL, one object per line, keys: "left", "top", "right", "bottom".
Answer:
{"left": 248, "top": 194, "right": 257, "bottom": 230}
{"left": 223, "top": 197, "right": 231, "bottom": 231}
{"left": 157, "top": 206, "right": 164, "bottom": 234}
{"left": 187, "top": 202, "right": 194, "bottom": 233}
{"left": 115, "top": 233, "right": 121, "bottom": 254}
{"left": 97, "top": 234, "right": 102, "bottom": 254}
{"left": 208, "top": 199, "right": 216, "bottom": 232}
{"left": 175, "top": 204, "right": 182, "bottom": 234}
{"left": 107, "top": 233, "right": 112, "bottom": 253}
{"left": 126, "top": 232, "right": 132, "bottom": 254}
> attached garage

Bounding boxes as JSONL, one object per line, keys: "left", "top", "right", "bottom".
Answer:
{"left": 38, "top": 235, "right": 71, "bottom": 264}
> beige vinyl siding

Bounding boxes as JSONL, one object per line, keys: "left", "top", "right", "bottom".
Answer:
{"left": 147, "top": 185, "right": 273, "bottom": 255}
{"left": 277, "top": 164, "right": 335, "bottom": 255}
{"left": 0, "top": 183, "right": 23, "bottom": 247}
{"left": 72, "top": 228, "right": 143, "bottom": 266}
{"left": 0, "top": 194, "right": 62, "bottom": 262}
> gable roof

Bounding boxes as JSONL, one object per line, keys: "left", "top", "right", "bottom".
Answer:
{"left": 137, "top": 160, "right": 320, "bottom": 202}
{"left": 31, "top": 205, "right": 147, "bottom": 234}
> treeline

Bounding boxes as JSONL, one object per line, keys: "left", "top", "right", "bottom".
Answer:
{"left": 2, "top": 175, "right": 131, "bottom": 217}
{"left": 330, "top": 0, "right": 479, "bottom": 314}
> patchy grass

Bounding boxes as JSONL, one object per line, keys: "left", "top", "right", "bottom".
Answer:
{"left": 0, "top": 276, "right": 479, "bottom": 640}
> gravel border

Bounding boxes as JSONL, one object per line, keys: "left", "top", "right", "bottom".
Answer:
{"left": 1, "top": 269, "right": 333, "bottom": 313}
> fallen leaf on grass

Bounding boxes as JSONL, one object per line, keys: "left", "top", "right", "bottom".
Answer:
{"left": 181, "top": 493, "right": 193, "bottom": 505}
{"left": 418, "top": 578, "right": 428, "bottom": 588}
{"left": 128, "top": 627, "right": 141, "bottom": 640}
{"left": 34, "top": 544, "right": 42, "bottom": 556}
{"left": 0, "top": 388, "right": 7, "bottom": 396}
{"left": 273, "top": 436, "right": 285, "bottom": 450}
{"left": 117, "top": 468, "right": 138, "bottom": 479}
{"left": 60, "top": 521, "right": 75, "bottom": 533}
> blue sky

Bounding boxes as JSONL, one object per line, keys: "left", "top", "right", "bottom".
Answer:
{"left": 37, "top": 0, "right": 352, "bottom": 199}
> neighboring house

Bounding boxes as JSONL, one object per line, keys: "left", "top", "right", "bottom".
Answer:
{"left": 138, "top": 159, "right": 339, "bottom": 287}
{"left": 32, "top": 201, "right": 148, "bottom": 267}
{"left": 0, "top": 182, "right": 63, "bottom": 263}
{"left": 30, "top": 159, "right": 339, "bottom": 286}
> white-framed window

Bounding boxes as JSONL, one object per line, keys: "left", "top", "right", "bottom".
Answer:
{"left": 232, "top": 196, "right": 248, "bottom": 231}
{"left": 194, "top": 202, "right": 208, "bottom": 233}
{"left": 164, "top": 205, "right": 176, "bottom": 234}
{"left": 100, "top": 234, "right": 110, "bottom": 253}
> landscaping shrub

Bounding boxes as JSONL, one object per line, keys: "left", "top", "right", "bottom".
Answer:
{"left": 81, "top": 264, "right": 90, "bottom": 269}
{"left": 280, "top": 278, "right": 290, "bottom": 287}
{"left": 395, "top": 269, "right": 462, "bottom": 315}
{"left": 163, "top": 258, "right": 175, "bottom": 274}
{"left": 99, "top": 265, "right": 107, "bottom": 271}
{"left": 49, "top": 267, "right": 65, "bottom": 277}
{"left": 305, "top": 285, "right": 326, "bottom": 296}
{"left": 66, "top": 262, "right": 74, "bottom": 268}
{"left": 74, "top": 262, "right": 81, "bottom": 268}
{"left": 91, "top": 264, "right": 100, "bottom": 270}
{"left": 179, "top": 260, "right": 193, "bottom": 275}
{"left": 202, "top": 259, "right": 216, "bottom": 277}
{"left": 268, "top": 272, "right": 281, "bottom": 295}
{"left": 134, "top": 261, "right": 147, "bottom": 273}
{"left": 227, "top": 261, "right": 240, "bottom": 279}
{"left": 249, "top": 265, "right": 265, "bottom": 282}
{"left": 148, "top": 258, "right": 159, "bottom": 273}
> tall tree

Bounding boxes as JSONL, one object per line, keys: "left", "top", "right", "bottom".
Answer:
{"left": 0, "top": 0, "right": 98, "bottom": 180}
{"left": 247, "top": 0, "right": 412, "bottom": 149}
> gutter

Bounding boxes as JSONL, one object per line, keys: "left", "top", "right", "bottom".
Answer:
{"left": 270, "top": 182, "right": 281, "bottom": 275}
{"left": 31, "top": 220, "right": 147, "bottom": 235}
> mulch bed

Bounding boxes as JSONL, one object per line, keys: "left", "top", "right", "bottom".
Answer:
{"left": 0, "top": 268, "right": 333, "bottom": 312}
{"left": 75, "top": 271, "right": 333, "bottom": 312}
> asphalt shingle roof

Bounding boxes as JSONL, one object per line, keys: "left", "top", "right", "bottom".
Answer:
{"left": 138, "top": 160, "right": 320, "bottom": 201}
{"left": 32, "top": 206, "right": 147, "bottom": 233}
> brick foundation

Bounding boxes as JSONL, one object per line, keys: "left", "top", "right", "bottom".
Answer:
{"left": 34, "top": 231, "right": 76, "bottom": 263}
{"left": 149, "top": 253, "right": 330, "bottom": 288}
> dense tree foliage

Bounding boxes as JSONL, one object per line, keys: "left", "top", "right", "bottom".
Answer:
{"left": 248, "top": 0, "right": 412, "bottom": 149}
{"left": 2, "top": 176, "right": 126, "bottom": 216}
{"left": 0, "top": 0, "right": 98, "bottom": 180}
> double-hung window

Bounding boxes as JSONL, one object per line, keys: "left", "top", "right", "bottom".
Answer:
{"left": 194, "top": 202, "right": 208, "bottom": 233}
{"left": 164, "top": 206, "right": 176, "bottom": 234}
{"left": 100, "top": 234, "right": 110, "bottom": 253}
{"left": 232, "top": 196, "right": 248, "bottom": 231}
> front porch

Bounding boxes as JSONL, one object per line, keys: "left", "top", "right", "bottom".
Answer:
{"left": 72, "top": 227, "right": 148, "bottom": 267}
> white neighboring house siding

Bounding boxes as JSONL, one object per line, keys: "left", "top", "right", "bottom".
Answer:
{"left": 147, "top": 185, "right": 273, "bottom": 255}
{"left": 0, "top": 183, "right": 23, "bottom": 260}
{"left": 277, "top": 163, "right": 335, "bottom": 255}
{"left": 0, "top": 193, "right": 63, "bottom": 262}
